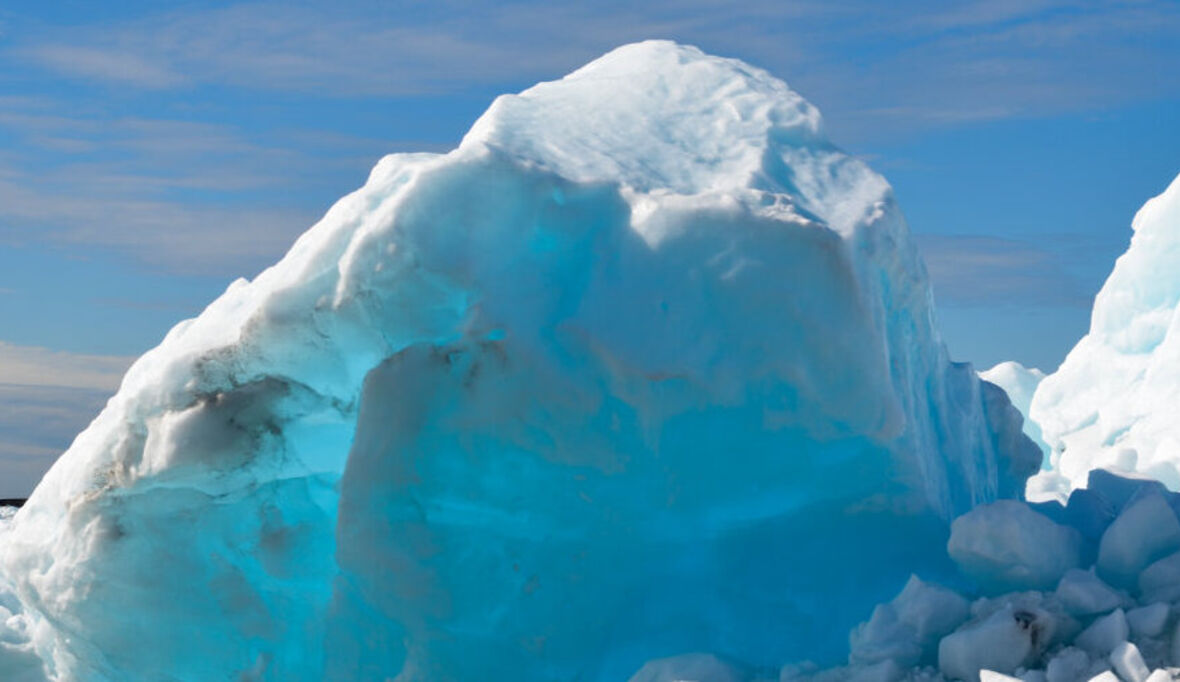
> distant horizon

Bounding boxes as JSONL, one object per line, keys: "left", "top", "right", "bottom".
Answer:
{"left": 1, "top": 1, "right": 1179, "bottom": 496}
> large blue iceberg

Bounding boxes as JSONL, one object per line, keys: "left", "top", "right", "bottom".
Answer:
{"left": 0, "top": 41, "right": 1038, "bottom": 681}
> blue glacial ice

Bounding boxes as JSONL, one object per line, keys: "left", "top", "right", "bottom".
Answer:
{"left": 0, "top": 41, "right": 1040, "bottom": 681}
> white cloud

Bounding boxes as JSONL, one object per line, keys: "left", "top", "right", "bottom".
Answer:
{"left": 0, "top": 341, "right": 135, "bottom": 391}
{"left": 23, "top": 45, "right": 185, "bottom": 89}
{"left": 0, "top": 383, "right": 116, "bottom": 497}
{"left": 0, "top": 173, "right": 318, "bottom": 273}
{"left": 0, "top": 107, "right": 374, "bottom": 273}
{"left": 0, "top": 354, "right": 133, "bottom": 496}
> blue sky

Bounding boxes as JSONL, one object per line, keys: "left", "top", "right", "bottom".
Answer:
{"left": 1, "top": 0, "right": 1178, "bottom": 495}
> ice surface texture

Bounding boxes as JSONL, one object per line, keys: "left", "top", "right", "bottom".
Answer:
{"left": 0, "top": 42, "right": 1037, "bottom": 681}
{"left": 1023, "top": 174, "right": 1180, "bottom": 498}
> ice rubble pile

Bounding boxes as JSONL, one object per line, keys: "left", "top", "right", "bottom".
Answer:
{"left": 991, "top": 174, "right": 1180, "bottom": 500}
{"left": 636, "top": 470, "right": 1180, "bottom": 682}
{"left": 0, "top": 41, "right": 1037, "bottom": 681}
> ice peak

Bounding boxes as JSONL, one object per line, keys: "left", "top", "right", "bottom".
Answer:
{"left": 461, "top": 40, "right": 832, "bottom": 197}
{"left": 1131, "top": 171, "right": 1180, "bottom": 236}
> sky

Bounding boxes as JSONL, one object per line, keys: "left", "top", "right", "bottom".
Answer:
{"left": 1, "top": 0, "right": 1178, "bottom": 496}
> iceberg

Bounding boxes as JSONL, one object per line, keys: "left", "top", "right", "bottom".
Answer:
{"left": 0, "top": 41, "right": 1038, "bottom": 680}
{"left": 1027, "top": 174, "right": 1180, "bottom": 498}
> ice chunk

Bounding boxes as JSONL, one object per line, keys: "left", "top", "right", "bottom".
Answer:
{"left": 891, "top": 577, "right": 972, "bottom": 647}
{"left": 1111, "top": 641, "right": 1151, "bottom": 682}
{"left": 948, "top": 500, "right": 1083, "bottom": 592}
{"left": 628, "top": 653, "right": 747, "bottom": 682}
{"left": 1065, "top": 487, "right": 1120, "bottom": 544}
{"left": 1028, "top": 500, "right": 1070, "bottom": 530}
{"left": 1055, "top": 569, "right": 1124, "bottom": 616}
{"left": 1046, "top": 648, "right": 1091, "bottom": 682}
{"left": 1097, "top": 494, "right": 1180, "bottom": 588}
{"left": 1143, "top": 670, "right": 1171, "bottom": 682}
{"left": 1087, "top": 672, "right": 1119, "bottom": 682}
{"left": 1140, "top": 552, "right": 1180, "bottom": 602}
{"left": 980, "top": 670, "right": 1023, "bottom": 682}
{"left": 849, "top": 575, "right": 970, "bottom": 666}
{"left": 938, "top": 607, "right": 1053, "bottom": 681}
{"left": 1076, "top": 609, "right": 1130, "bottom": 656}
{"left": 0, "top": 41, "right": 1042, "bottom": 681}
{"left": 1088, "top": 470, "right": 1171, "bottom": 513}
{"left": 1127, "top": 603, "right": 1170, "bottom": 638}
{"left": 848, "top": 603, "right": 922, "bottom": 668}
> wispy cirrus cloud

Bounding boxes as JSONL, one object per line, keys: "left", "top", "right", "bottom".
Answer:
{"left": 0, "top": 153, "right": 317, "bottom": 273}
{"left": 917, "top": 234, "right": 1094, "bottom": 308}
{"left": 25, "top": 44, "right": 185, "bottom": 89}
{"left": 0, "top": 0, "right": 1174, "bottom": 276}
{"left": 0, "top": 343, "right": 136, "bottom": 495}
{"left": 0, "top": 341, "right": 134, "bottom": 391}
{"left": 0, "top": 98, "right": 386, "bottom": 273}
{"left": 7, "top": 1, "right": 1177, "bottom": 134}
{"left": 0, "top": 383, "right": 117, "bottom": 497}
{"left": 11, "top": 3, "right": 579, "bottom": 97}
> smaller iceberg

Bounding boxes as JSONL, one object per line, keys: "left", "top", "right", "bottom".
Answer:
{"left": 1023, "top": 174, "right": 1180, "bottom": 500}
